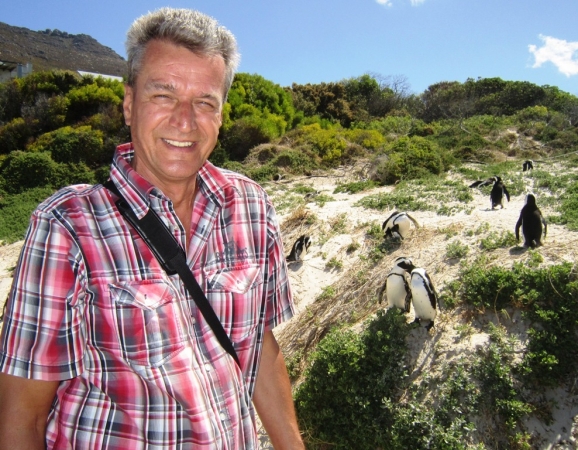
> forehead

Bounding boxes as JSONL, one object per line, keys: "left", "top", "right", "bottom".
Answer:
{"left": 137, "top": 40, "right": 226, "bottom": 95}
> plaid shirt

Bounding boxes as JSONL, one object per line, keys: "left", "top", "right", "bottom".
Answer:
{"left": 0, "top": 143, "right": 294, "bottom": 449}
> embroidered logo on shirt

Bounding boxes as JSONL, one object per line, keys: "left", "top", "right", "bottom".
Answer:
{"left": 213, "top": 241, "right": 249, "bottom": 265}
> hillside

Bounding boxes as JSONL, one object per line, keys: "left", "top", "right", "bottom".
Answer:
{"left": 261, "top": 156, "right": 578, "bottom": 449}
{"left": 0, "top": 22, "right": 126, "bottom": 76}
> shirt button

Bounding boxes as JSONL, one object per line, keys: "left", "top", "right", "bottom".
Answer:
{"left": 219, "top": 412, "right": 227, "bottom": 421}
{"left": 191, "top": 317, "right": 196, "bottom": 324}
{"left": 204, "top": 363, "right": 211, "bottom": 372}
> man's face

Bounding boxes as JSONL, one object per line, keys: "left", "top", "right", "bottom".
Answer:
{"left": 123, "top": 39, "right": 226, "bottom": 193}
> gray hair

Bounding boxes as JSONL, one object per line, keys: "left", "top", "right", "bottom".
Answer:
{"left": 125, "top": 8, "right": 240, "bottom": 99}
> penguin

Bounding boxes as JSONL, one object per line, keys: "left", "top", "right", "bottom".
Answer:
{"left": 273, "top": 173, "right": 284, "bottom": 182}
{"left": 489, "top": 176, "right": 510, "bottom": 209}
{"left": 515, "top": 193, "right": 547, "bottom": 248}
{"left": 522, "top": 160, "right": 534, "bottom": 172}
{"left": 286, "top": 235, "right": 311, "bottom": 262}
{"left": 409, "top": 267, "right": 438, "bottom": 331}
{"left": 469, "top": 176, "right": 498, "bottom": 188}
{"left": 382, "top": 211, "right": 420, "bottom": 240}
{"left": 377, "top": 256, "right": 414, "bottom": 313}
{"left": 304, "top": 191, "right": 320, "bottom": 200}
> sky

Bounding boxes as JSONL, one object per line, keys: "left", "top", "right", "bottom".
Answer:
{"left": 2, "top": 0, "right": 578, "bottom": 96}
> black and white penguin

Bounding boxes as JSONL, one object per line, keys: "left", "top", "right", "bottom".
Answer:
{"left": 469, "top": 176, "right": 498, "bottom": 189}
{"left": 377, "top": 256, "right": 414, "bottom": 313}
{"left": 515, "top": 193, "right": 547, "bottom": 248}
{"left": 522, "top": 160, "right": 534, "bottom": 172}
{"left": 286, "top": 235, "right": 312, "bottom": 262}
{"left": 409, "top": 267, "right": 438, "bottom": 331}
{"left": 273, "top": 173, "right": 284, "bottom": 182}
{"left": 304, "top": 191, "right": 320, "bottom": 200}
{"left": 490, "top": 176, "right": 510, "bottom": 209}
{"left": 382, "top": 211, "right": 420, "bottom": 240}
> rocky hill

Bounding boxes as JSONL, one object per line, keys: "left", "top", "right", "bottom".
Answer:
{"left": 0, "top": 22, "right": 126, "bottom": 77}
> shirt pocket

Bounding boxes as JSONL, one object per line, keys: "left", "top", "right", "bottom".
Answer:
{"left": 204, "top": 264, "right": 263, "bottom": 343}
{"left": 110, "top": 280, "right": 188, "bottom": 367}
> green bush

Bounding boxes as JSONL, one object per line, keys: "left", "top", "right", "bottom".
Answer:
{"left": 0, "top": 151, "right": 60, "bottom": 194}
{"left": 285, "top": 124, "right": 347, "bottom": 166}
{"left": 550, "top": 181, "right": 578, "bottom": 230}
{"left": 372, "top": 136, "right": 448, "bottom": 184}
{"left": 295, "top": 309, "right": 409, "bottom": 448}
{"left": 0, "top": 187, "right": 55, "bottom": 243}
{"left": 446, "top": 240, "right": 469, "bottom": 259}
{"left": 334, "top": 180, "right": 378, "bottom": 194}
{"left": 28, "top": 125, "right": 107, "bottom": 166}
{"left": 458, "top": 260, "right": 578, "bottom": 386}
{"left": 220, "top": 116, "right": 279, "bottom": 161}
{"left": 65, "top": 83, "right": 123, "bottom": 122}
{"left": 343, "top": 128, "right": 385, "bottom": 150}
{"left": 0, "top": 118, "right": 33, "bottom": 154}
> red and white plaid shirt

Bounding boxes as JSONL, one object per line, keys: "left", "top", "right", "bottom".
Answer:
{"left": 0, "top": 143, "right": 294, "bottom": 449}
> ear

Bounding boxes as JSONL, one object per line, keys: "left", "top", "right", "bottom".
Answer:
{"left": 123, "top": 84, "right": 134, "bottom": 126}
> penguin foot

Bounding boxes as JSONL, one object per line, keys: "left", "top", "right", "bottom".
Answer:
{"left": 425, "top": 321, "right": 435, "bottom": 332}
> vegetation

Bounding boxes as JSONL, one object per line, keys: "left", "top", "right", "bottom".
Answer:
{"left": 1, "top": 69, "right": 578, "bottom": 242}
{"left": 295, "top": 257, "right": 578, "bottom": 449}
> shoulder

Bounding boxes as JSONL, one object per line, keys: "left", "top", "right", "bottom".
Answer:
{"left": 34, "top": 184, "right": 104, "bottom": 216}
{"left": 201, "top": 162, "right": 270, "bottom": 202}
{"left": 220, "top": 168, "right": 267, "bottom": 196}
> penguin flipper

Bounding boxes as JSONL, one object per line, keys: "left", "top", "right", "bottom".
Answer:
{"left": 406, "top": 213, "right": 420, "bottom": 229}
{"left": 423, "top": 272, "right": 438, "bottom": 310}
{"left": 378, "top": 279, "right": 387, "bottom": 304}
{"left": 404, "top": 285, "right": 412, "bottom": 314}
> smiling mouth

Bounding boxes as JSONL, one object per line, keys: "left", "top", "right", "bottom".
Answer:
{"left": 163, "top": 138, "right": 193, "bottom": 147}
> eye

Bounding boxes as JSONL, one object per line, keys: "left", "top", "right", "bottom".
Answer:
{"left": 196, "top": 100, "right": 218, "bottom": 111}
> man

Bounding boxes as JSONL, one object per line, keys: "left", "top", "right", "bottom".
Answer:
{"left": 0, "top": 8, "right": 304, "bottom": 449}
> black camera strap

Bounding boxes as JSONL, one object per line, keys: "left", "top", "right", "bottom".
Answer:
{"left": 103, "top": 180, "right": 241, "bottom": 368}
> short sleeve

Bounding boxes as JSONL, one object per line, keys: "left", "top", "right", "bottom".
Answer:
{"left": 263, "top": 202, "right": 295, "bottom": 331}
{"left": 0, "top": 209, "right": 87, "bottom": 380}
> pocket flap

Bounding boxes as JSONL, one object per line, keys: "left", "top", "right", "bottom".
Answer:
{"left": 207, "top": 265, "right": 262, "bottom": 294}
{"left": 111, "top": 280, "right": 175, "bottom": 310}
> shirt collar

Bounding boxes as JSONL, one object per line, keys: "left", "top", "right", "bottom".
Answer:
{"left": 109, "top": 142, "right": 238, "bottom": 218}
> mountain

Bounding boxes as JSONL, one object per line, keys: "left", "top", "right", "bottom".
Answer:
{"left": 0, "top": 22, "right": 126, "bottom": 77}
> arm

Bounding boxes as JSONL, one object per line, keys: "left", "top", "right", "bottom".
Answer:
{"left": 0, "top": 373, "right": 59, "bottom": 449}
{"left": 253, "top": 330, "right": 304, "bottom": 450}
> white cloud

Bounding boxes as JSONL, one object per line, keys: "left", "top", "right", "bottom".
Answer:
{"left": 409, "top": 0, "right": 426, "bottom": 5}
{"left": 529, "top": 34, "right": 578, "bottom": 77}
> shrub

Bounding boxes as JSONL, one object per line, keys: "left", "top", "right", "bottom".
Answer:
{"left": 295, "top": 309, "right": 409, "bottom": 448}
{"left": 219, "top": 117, "right": 278, "bottom": 161}
{"left": 0, "top": 151, "right": 60, "bottom": 194}
{"left": 343, "top": 128, "right": 385, "bottom": 150}
{"left": 285, "top": 124, "right": 347, "bottom": 166}
{"left": 28, "top": 125, "right": 108, "bottom": 166}
{"left": 550, "top": 181, "right": 578, "bottom": 230}
{"left": 372, "top": 136, "right": 447, "bottom": 184}
{"left": 333, "top": 179, "right": 378, "bottom": 194}
{"left": 65, "top": 83, "right": 123, "bottom": 122}
{"left": 0, "top": 118, "right": 33, "bottom": 154}
{"left": 479, "top": 230, "right": 518, "bottom": 251}
{"left": 458, "top": 260, "right": 578, "bottom": 386}
{"left": 446, "top": 240, "right": 469, "bottom": 259}
{"left": 0, "top": 187, "right": 55, "bottom": 243}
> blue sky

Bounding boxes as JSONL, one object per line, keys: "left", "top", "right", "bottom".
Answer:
{"left": 2, "top": 0, "right": 577, "bottom": 95}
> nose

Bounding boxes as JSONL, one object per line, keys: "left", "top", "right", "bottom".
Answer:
{"left": 169, "top": 101, "right": 197, "bottom": 132}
